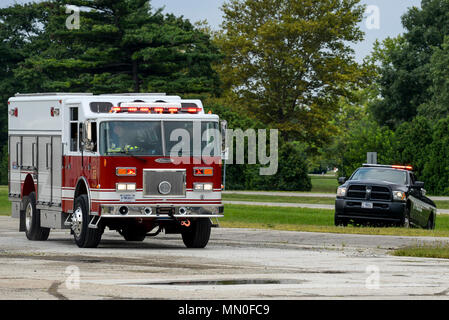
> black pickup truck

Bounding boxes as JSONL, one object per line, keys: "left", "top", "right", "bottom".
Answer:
{"left": 335, "top": 164, "right": 436, "bottom": 229}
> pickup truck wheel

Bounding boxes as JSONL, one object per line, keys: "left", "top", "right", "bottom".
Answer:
{"left": 181, "top": 219, "right": 211, "bottom": 248}
{"left": 334, "top": 216, "right": 347, "bottom": 227}
{"left": 72, "top": 195, "right": 103, "bottom": 248}
{"left": 426, "top": 213, "right": 435, "bottom": 230}
{"left": 23, "top": 192, "right": 50, "bottom": 241}
{"left": 402, "top": 207, "right": 411, "bottom": 228}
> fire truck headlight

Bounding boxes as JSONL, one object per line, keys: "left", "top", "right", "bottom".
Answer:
{"left": 193, "top": 183, "right": 213, "bottom": 192}
{"left": 117, "top": 183, "right": 127, "bottom": 191}
{"left": 126, "top": 183, "right": 136, "bottom": 191}
{"left": 203, "top": 183, "right": 213, "bottom": 191}
{"left": 193, "top": 183, "right": 204, "bottom": 191}
{"left": 116, "top": 183, "right": 136, "bottom": 192}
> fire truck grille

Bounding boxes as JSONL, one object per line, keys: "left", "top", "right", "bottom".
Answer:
{"left": 143, "top": 169, "right": 186, "bottom": 197}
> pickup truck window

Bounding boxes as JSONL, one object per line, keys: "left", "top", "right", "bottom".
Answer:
{"left": 350, "top": 168, "right": 407, "bottom": 185}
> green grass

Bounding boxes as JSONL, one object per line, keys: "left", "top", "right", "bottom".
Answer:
{"left": 310, "top": 175, "right": 338, "bottom": 193}
{"left": 434, "top": 201, "right": 449, "bottom": 209}
{"left": 220, "top": 204, "right": 449, "bottom": 237}
{"left": 0, "top": 186, "right": 10, "bottom": 216}
{"left": 392, "top": 243, "right": 449, "bottom": 259}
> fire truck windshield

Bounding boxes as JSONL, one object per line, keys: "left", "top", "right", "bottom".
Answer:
{"left": 99, "top": 121, "right": 220, "bottom": 157}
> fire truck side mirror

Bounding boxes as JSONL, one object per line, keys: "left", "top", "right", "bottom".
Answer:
{"left": 82, "top": 120, "right": 96, "bottom": 152}
{"left": 220, "top": 120, "right": 228, "bottom": 160}
{"left": 220, "top": 120, "right": 227, "bottom": 150}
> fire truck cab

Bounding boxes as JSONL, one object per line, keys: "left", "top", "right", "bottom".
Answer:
{"left": 8, "top": 93, "right": 225, "bottom": 248}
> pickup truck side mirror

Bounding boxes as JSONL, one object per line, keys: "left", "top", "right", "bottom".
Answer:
{"left": 338, "top": 177, "right": 346, "bottom": 185}
{"left": 413, "top": 181, "right": 425, "bottom": 189}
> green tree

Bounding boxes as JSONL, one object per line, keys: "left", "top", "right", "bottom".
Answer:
{"left": 335, "top": 117, "right": 397, "bottom": 178}
{"left": 393, "top": 116, "right": 432, "bottom": 179}
{"left": 422, "top": 117, "right": 449, "bottom": 194}
{"left": 215, "top": 0, "right": 367, "bottom": 146}
{"left": 371, "top": 0, "right": 449, "bottom": 128}
{"left": 418, "top": 36, "right": 449, "bottom": 119}
{"left": 207, "top": 98, "right": 312, "bottom": 191}
{"left": 14, "top": 0, "right": 222, "bottom": 96}
{"left": 0, "top": 2, "right": 49, "bottom": 146}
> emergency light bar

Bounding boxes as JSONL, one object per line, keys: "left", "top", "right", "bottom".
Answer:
{"left": 362, "top": 164, "right": 414, "bottom": 171}
{"left": 109, "top": 102, "right": 201, "bottom": 114}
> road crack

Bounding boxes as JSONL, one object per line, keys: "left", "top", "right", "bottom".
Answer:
{"left": 48, "top": 281, "right": 68, "bottom": 300}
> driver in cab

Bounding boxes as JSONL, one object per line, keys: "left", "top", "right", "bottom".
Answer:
{"left": 108, "top": 123, "right": 140, "bottom": 153}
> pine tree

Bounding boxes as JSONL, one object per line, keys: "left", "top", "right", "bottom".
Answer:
{"left": 14, "top": 0, "right": 222, "bottom": 96}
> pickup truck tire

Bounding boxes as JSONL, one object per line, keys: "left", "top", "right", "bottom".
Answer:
{"left": 334, "top": 216, "right": 348, "bottom": 227}
{"left": 402, "top": 207, "right": 411, "bottom": 228}
{"left": 24, "top": 192, "right": 50, "bottom": 241}
{"left": 181, "top": 218, "right": 211, "bottom": 248}
{"left": 72, "top": 195, "right": 103, "bottom": 248}
{"left": 426, "top": 213, "right": 435, "bottom": 230}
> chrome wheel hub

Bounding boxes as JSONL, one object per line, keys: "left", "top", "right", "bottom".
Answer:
{"left": 71, "top": 207, "right": 83, "bottom": 238}
{"left": 25, "top": 202, "right": 33, "bottom": 231}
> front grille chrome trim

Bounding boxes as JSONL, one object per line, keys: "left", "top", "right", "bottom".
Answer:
{"left": 142, "top": 169, "right": 186, "bottom": 198}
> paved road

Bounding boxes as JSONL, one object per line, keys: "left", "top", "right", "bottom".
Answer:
{"left": 1, "top": 216, "right": 449, "bottom": 299}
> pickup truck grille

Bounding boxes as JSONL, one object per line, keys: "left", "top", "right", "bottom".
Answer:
{"left": 347, "top": 185, "right": 391, "bottom": 201}
{"left": 347, "top": 185, "right": 366, "bottom": 199}
{"left": 370, "top": 186, "right": 391, "bottom": 200}
{"left": 143, "top": 169, "right": 186, "bottom": 197}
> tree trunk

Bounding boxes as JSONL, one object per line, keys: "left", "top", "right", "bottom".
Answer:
{"left": 132, "top": 59, "right": 139, "bottom": 92}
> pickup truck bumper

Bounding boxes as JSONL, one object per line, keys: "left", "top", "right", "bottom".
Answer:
{"left": 335, "top": 198, "right": 405, "bottom": 223}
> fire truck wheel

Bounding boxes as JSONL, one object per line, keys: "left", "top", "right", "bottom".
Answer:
{"left": 23, "top": 192, "right": 50, "bottom": 241}
{"left": 181, "top": 218, "right": 211, "bottom": 248}
{"left": 121, "top": 225, "right": 146, "bottom": 241}
{"left": 72, "top": 195, "right": 103, "bottom": 248}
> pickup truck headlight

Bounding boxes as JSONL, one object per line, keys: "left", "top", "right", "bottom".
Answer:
{"left": 392, "top": 191, "right": 406, "bottom": 201}
{"left": 337, "top": 187, "right": 347, "bottom": 197}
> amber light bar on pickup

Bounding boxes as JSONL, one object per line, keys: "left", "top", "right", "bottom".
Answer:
{"left": 362, "top": 164, "right": 413, "bottom": 171}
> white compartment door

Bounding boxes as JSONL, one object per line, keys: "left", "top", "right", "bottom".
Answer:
{"left": 51, "top": 136, "right": 62, "bottom": 206}
{"left": 37, "top": 136, "right": 52, "bottom": 204}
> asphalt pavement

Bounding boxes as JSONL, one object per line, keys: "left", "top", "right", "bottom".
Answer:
{"left": 1, "top": 216, "right": 449, "bottom": 299}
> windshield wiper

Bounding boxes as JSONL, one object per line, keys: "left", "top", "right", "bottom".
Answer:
{"left": 107, "top": 150, "right": 147, "bottom": 163}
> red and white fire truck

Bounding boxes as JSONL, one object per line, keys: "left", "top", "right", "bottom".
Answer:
{"left": 8, "top": 93, "right": 225, "bottom": 248}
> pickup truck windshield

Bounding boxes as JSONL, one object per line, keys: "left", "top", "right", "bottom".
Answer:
{"left": 350, "top": 168, "right": 407, "bottom": 185}
{"left": 99, "top": 121, "right": 220, "bottom": 156}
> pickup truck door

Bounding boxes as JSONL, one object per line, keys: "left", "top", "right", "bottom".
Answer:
{"left": 417, "top": 192, "right": 434, "bottom": 226}
{"left": 409, "top": 189, "right": 432, "bottom": 227}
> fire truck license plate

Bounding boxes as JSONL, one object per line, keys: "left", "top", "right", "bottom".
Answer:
{"left": 120, "top": 194, "right": 136, "bottom": 202}
{"left": 362, "top": 202, "right": 373, "bottom": 209}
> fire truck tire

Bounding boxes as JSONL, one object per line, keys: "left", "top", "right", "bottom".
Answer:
{"left": 73, "top": 195, "right": 103, "bottom": 248}
{"left": 181, "top": 218, "right": 211, "bottom": 248}
{"left": 24, "top": 192, "right": 50, "bottom": 241}
{"left": 121, "top": 225, "right": 146, "bottom": 241}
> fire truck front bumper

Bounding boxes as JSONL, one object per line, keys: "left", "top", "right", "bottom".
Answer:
{"left": 99, "top": 205, "right": 224, "bottom": 219}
